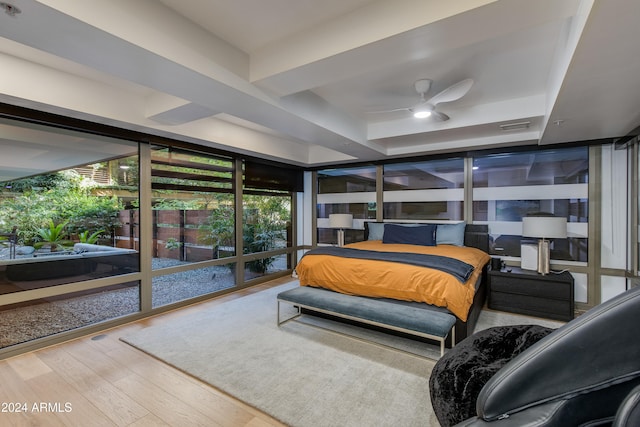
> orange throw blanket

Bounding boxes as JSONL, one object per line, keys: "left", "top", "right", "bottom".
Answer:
{"left": 295, "top": 240, "right": 490, "bottom": 321}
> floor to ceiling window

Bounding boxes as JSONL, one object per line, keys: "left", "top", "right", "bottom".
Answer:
{"left": 0, "top": 112, "right": 301, "bottom": 356}
{"left": 383, "top": 158, "right": 464, "bottom": 221}
{"left": 0, "top": 118, "right": 140, "bottom": 348}
{"left": 242, "top": 161, "right": 296, "bottom": 281}
{"left": 472, "top": 147, "right": 589, "bottom": 263}
{"left": 316, "top": 165, "right": 377, "bottom": 245}
{"left": 314, "top": 146, "right": 589, "bottom": 262}
{"left": 242, "top": 193, "right": 291, "bottom": 280}
{"left": 150, "top": 147, "right": 237, "bottom": 308}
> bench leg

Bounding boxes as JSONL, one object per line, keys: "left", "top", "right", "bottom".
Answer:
{"left": 440, "top": 326, "right": 456, "bottom": 356}
{"left": 277, "top": 300, "right": 301, "bottom": 326}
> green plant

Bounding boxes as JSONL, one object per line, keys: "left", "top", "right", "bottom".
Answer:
{"left": 243, "top": 224, "right": 283, "bottom": 273}
{"left": 33, "top": 219, "right": 73, "bottom": 252}
{"left": 78, "top": 229, "right": 104, "bottom": 244}
{"left": 202, "top": 204, "right": 235, "bottom": 247}
{"left": 203, "top": 194, "right": 290, "bottom": 274}
{"left": 3, "top": 170, "right": 81, "bottom": 193}
{"left": 165, "top": 237, "right": 182, "bottom": 250}
{"left": 0, "top": 171, "right": 122, "bottom": 245}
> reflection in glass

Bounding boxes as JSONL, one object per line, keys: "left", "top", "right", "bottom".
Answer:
{"left": 383, "top": 201, "right": 464, "bottom": 220}
{"left": 0, "top": 249, "right": 139, "bottom": 294}
{"left": 317, "top": 228, "right": 365, "bottom": 246}
{"left": 473, "top": 199, "right": 588, "bottom": 222}
{"left": 383, "top": 158, "right": 464, "bottom": 190}
{"left": 490, "top": 235, "right": 587, "bottom": 262}
{"left": 318, "top": 166, "right": 377, "bottom": 193}
{"left": 317, "top": 203, "right": 376, "bottom": 220}
{"left": 473, "top": 147, "right": 588, "bottom": 187}
{"left": 473, "top": 147, "right": 589, "bottom": 263}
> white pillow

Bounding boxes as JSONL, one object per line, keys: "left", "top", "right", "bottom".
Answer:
{"left": 366, "top": 222, "right": 385, "bottom": 240}
{"left": 436, "top": 222, "right": 466, "bottom": 246}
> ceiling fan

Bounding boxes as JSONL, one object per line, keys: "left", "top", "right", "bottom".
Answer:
{"left": 369, "top": 78, "right": 474, "bottom": 121}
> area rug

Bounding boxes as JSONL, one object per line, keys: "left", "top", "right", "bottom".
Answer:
{"left": 121, "top": 282, "right": 441, "bottom": 427}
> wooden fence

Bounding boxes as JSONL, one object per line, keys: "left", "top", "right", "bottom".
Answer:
{"left": 114, "top": 209, "right": 290, "bottom": 262}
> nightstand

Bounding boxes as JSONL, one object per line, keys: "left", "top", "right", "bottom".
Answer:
{"left": 488, "top": 267, "right": 575, "bottom": 321}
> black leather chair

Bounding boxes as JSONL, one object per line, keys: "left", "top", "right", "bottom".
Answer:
{"left": 432, "top": 284, "right": 640, "bottom": 427}
{"left": 614, "top": 384, "right": 640, "bottom": 427}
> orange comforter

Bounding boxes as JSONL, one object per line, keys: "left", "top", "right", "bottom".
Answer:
{"left": 295, "top": 240, "right": 490, "bottom": 321}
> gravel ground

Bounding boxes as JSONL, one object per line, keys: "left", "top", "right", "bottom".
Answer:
{"left": 0, "top": 258, "right": 249, "bottom": 349}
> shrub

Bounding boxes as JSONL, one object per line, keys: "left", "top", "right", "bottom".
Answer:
{"left": 33, "top": 219, "right": 74, "bottom": 252}
{"left": 0, "top": 172, "right": 122, "bottom": 245}
{"left": 78, "top": 229, "right": 105, "bottom": 244}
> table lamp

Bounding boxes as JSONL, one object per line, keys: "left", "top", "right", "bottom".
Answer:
{"left": 522, "top": 216, "right": 567, "bottom": 274}
{"left": 329, "top": 214, "right": 353, "bottom": 247}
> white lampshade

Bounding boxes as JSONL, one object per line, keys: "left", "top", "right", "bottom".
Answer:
{"left": 329, "top": 214, "right": 353, "bottom": 229}
{"left": 522, "top": 217, "right": 567, "bottom": 239}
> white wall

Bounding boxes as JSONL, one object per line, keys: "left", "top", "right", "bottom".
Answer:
{"left": 296, "top": 171, "right": 314, "bottom": 263}
{"left": 600, "top": 144, "right": 628, "bottom": 271}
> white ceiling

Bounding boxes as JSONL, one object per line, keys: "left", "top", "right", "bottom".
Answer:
{"left": 0, "top": 0, "right": 639, "bottom": 169}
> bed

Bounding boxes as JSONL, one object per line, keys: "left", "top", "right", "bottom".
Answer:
{"left": 294, "top": 222, "right": 491, "bottom": 344}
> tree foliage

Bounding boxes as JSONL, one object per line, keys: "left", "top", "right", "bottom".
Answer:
{"left": 3, "top": 170, "right": 81, "bottom": 193}
{"left": 242, "top": 195, "right": 290, "bottom": 272}
{"left": 0, "top": 171, "right": 122, "bottom": 245}
{"left": 198, "top": 193, "right": 290, "bottom": 273}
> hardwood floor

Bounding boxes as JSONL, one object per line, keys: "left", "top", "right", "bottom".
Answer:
{"left": 0, "top": 279, "right": 290, "bottom": 427}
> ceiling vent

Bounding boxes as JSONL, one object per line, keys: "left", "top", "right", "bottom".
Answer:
{"left": 499, "top": 121, "right": 531, "bottom": 131}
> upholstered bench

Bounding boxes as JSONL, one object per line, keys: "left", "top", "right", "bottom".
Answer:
{"left": 277, "top": 286, "right": 457, "bottom": 356}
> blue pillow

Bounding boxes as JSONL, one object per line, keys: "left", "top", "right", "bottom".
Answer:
{"left": 382, "top": 224, "right": 437, "bottom": 246}
{"left": 436, "top": 222, "right": 466, "bottom": 246}
{"left": 366, "top": 222, "right": 385, "bottom": 240}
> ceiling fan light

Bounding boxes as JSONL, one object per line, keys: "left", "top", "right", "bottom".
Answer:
{"left": 413, "top": 110, "right": 432, "bottom": 119}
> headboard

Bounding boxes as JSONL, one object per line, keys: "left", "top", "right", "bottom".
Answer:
{"left": 363, "top": 222, "right": 489, "bottom": 253}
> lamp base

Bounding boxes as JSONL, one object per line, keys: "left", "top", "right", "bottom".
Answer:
{"left": 537, "top": 239, "right": 551, "bottom": 275}
{"left": 520, "top": 243, "right": 538, "bottom": 271}
{"left": 337, "top": 229, "right": 345, "bottom": 247}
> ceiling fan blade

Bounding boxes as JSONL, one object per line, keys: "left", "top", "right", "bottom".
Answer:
{"left": 431, "top": 111, "right": 450, "bottom": 121}
{"left": 366, "top": 107, "right": 411, "bottom": 114}
{"left": 426, "top": 78, "right": 473, "bottom": 106}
